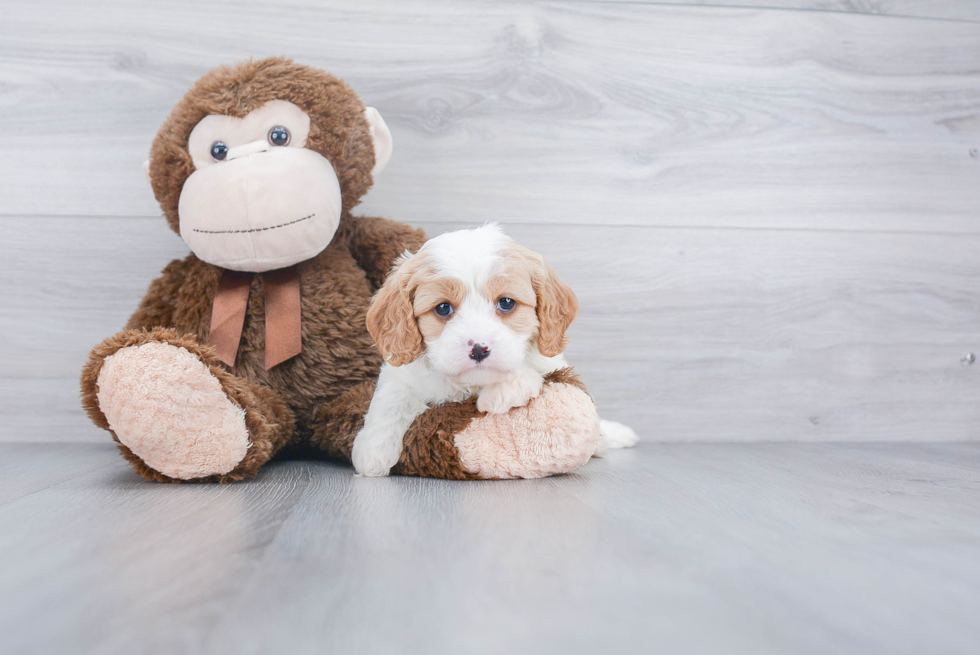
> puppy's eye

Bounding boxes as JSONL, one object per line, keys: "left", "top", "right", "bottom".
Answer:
{"left": 434, "top": 302, "right": 454, "bottom": 317}
{"left": 268, "top": 126, "right": 290, "bottom": 147}
{"left": 496, "top": 297, "right": 516, "bottom": 312}
{"left": 210, "top": 142, "right": 228, "bottom": 161}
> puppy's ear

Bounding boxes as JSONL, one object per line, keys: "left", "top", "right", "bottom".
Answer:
{"left": 366, "top": 256, "right": 424, "bottom": 366}
{"left": 530, "top": 253, "right": 579, "bottom": 357}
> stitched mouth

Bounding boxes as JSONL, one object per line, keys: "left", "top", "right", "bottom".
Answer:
{"left": 192, "top": 213, "right": 314, "bottom": 235}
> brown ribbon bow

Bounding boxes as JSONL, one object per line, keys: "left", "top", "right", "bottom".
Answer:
{"left": 208, "top": 267, "right": 302, "bottom": 370}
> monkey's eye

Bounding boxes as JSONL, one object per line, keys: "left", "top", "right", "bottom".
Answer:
{"left": 434, "top": 302, "right": 454, "bottom": 318}
{"left": 210, "top": 142, "right": 228, "bottom": 161}
{"left": 268, "top": 126, "right": 290, "bottom": 147}
{"left": 496, "top": 298, "right": 516, "bottom": 312}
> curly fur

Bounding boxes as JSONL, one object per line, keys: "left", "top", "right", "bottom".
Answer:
{"left": 365, "top": 251, "right": 428, "bottom": 366}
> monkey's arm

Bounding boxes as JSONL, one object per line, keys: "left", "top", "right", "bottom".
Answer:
{"left": 343, "top": 215, "right": 427, "bottom": 290}
{"left": 124, "top": 258, "right": 192, "bottom": 330}
{"left": 310, "top": 368, "right": 598, "bottom": 480}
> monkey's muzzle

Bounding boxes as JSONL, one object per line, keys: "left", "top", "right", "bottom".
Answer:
{"left": 178, "top": 146, "right": 342, "bottom": 273}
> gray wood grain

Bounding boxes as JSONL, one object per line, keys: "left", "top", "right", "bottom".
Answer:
{"left": 574, "top": 1, "right": 980, "bottom": 22}
{"left": 0, "top": 442, "right": 114, "bottom": 506}
{"left": 3, "top": 217, "right": 979, "bottom": 442}
{"left": 0, "top": 378, "right": 108, "bottom": 443}
{"left": 0, "top": 444, "right": 316, "bottom": 655}
{"left": 2, "top": 0, "right": 979, "bottom": 445}
{"left": 1, "top": 442, "right": 978, "bottom": 654}
{"left": 0, "top": 1, "right": 977, "bottom": 232}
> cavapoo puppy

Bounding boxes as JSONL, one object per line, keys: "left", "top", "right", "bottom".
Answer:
{"left": 352, "top": 224, "right": 638, "bottom": 477}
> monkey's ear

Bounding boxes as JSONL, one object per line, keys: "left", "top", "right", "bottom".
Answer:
{"left": 142, "top": 160, "right": 151, "bottom": 185}
{"left": 365, "top": 107, "right": 393, "bottom": 176}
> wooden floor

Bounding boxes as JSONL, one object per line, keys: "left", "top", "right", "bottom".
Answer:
{"left": 2, "top": 442, "right": 978, "bottom": 654}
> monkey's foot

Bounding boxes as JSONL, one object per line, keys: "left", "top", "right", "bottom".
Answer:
{"left": 454, "top": 377, "right": 599, "bottom": 479}
{"left": 96, "top": 342, "right": 250, "bottom": 480}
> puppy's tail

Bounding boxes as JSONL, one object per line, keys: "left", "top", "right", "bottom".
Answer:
{"left": 593, "top": 419, "right": 639, "bottom": 457}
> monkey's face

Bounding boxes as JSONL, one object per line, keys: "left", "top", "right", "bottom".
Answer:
{"left": 174, "top": 99, "right": 391, "bottom": 272}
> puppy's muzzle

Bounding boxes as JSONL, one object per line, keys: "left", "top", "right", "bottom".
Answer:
{"left": 469, "top": 343, "right": 490, "bottom": 363}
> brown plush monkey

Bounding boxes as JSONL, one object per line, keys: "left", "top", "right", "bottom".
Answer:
{"left": 80, "top": 58, "right": 599, "bottom": 482}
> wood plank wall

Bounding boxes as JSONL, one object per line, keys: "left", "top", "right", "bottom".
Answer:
{"left": 1, "top": 0, "right": 978, "bottom": 442}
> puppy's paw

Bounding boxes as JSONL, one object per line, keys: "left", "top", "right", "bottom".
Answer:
{"left": 475, "top": 386, "right": 508, "bottom": 414}
{"left": 351, "top": 428, "right": 403, "bottom": 477}
{"left": 520, "top": 367, "right": 545, "bottom": 399}
{"left": 598, "top": 419, "right": 639, "bottom": 449}
{"left": 477, "top": 370, "right": 544, "bottom": 414}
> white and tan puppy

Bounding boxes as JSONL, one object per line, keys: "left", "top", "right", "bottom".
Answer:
{"left": 351, "top": 224, "right": 638, "bottom": 477}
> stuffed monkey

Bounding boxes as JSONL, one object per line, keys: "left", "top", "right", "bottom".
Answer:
{"left": 80, "top": 58, "right": 599, "bottom": 482}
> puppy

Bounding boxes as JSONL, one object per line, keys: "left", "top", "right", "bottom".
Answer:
{"left": 351, "top": 224, "right": 638, "bottom": 477}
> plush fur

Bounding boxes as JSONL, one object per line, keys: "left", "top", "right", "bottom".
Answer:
{"left": 80, "top": 58, "right": 610, "bottom": 482}
{"left": 148, "top": 58, "right": 377, "bottom": 233}
{"left": 81, "top": 326, "right": 295, "bottom": 483}
{"left": 454, "top": 375, "right": 599, "bottom": 479}
{"left": 97, "top": 342, "right": 250, "bottom": 480}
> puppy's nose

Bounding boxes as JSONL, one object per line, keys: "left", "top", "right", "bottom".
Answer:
{"left": 469, "top": 343, "right": 490, "bottom": 362}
